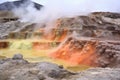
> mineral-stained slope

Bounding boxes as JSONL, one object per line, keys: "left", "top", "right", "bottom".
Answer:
{"left": 0, "top": 11, "right": 120, "bottom": 79}
{"left": 49, "top": 12, "right": 120, "bottom": 67}
{"left": 0, "top": 12, "right": 120, "bottom": 67}
{"left": 0, "top": 12, "right": 120, "bottom": 40}
{"left": 56, "top": 12, "right": 120, "bottom": 40}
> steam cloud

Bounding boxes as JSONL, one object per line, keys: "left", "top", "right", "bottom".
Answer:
{"left": 11, "top": 0, "right": 120, "bottom": 27}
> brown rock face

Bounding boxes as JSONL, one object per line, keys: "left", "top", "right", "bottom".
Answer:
{"left": 56, "top": 12, "right": 120, "bottom": 40}
{"left": 49, "top": 12, "right": 120, "bottom": 67}
{"left": 96, "top": 41, "right": 120, "bottom": 68}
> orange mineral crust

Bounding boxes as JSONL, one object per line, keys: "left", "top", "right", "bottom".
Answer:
{"left": 49, "top": 37, "right": 98, "bottom": 66}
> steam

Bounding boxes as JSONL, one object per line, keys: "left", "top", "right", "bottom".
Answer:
{"left": 12, "top": 0, "right": 120, "bottom": 27}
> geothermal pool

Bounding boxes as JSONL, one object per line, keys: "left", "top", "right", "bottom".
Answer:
{"left": 0, "top": 40, "right": 90, "bottom": 72}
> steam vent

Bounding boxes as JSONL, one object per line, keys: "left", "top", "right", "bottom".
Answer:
{"left": 0, "top": 0, "right": 120, "bottom": 80}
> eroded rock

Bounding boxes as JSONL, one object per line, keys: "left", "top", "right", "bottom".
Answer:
{"left": 0, "top": 54, "right": 120, "bottom": 80}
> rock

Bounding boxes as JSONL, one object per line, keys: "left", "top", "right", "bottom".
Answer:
{"left": 0, "top": 55, "right": 74, "bottom": 80}
{"left": 0, "top": 55, "right": 120, "bottom": 80}
{"left": 73, "top": 68, "right": 120, "bottom": 80}
{"left": 36, "top": 62, "right": 73, "bottom": 78}
{"left": 96, "top": 42, "right": 120, "bottom": 68}
{"left": 37, "top": 72, "right": 46, "bottom": 80}
{"left": 0, "top": 21, "right": 36, "bottom": 39}
{"left": 0, "top": 0, "right": 43, "bottom": 11}
{"left": 57, "top": 12, "right": 120, "bottom": 40}
{"left": 12, "top": 54, "right": 23, "bottom": 60}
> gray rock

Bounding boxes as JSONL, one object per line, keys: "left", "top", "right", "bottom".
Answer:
{"left": 36, "top": 62, "right": 72, "bottom": 78}
{"left": 12, "top": 54, "right": 23, "bottom": 60}
{"left": 0, "top": 56, "right": 120, "bottom": 80}
{"left": 0, "top": 0, "right": 43, "bottom": 11}
{"left": 74, "top": 68, "right": 120, "bottom": 80}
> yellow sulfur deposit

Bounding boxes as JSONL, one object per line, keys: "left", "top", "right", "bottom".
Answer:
{"left": 9, "top": 40, "right": 32, "bottom": 50}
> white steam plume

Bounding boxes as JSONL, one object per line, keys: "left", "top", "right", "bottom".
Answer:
{"left": 13, "top": 0, "right": 120, "bottom": 27}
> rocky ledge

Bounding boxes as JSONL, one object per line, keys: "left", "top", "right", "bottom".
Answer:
{"left": 0, "top": 54, "right": 120, "bottom": 80}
